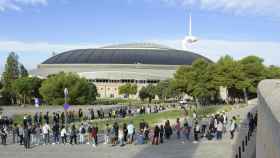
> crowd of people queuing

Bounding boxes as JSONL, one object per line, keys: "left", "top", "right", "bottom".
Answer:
{"left": 0, "top": 105, "right": 258, "bottom": 150}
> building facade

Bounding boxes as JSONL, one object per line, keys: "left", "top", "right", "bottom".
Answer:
{"left": 32, "top": 43, "right": 211, "bottom": 98}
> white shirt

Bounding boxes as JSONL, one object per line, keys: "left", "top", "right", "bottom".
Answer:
{"left": 230, "top": 121, "right": 236, "bottom": 131}
{"left": 42, "top": 124, "right": 50, "bottom": 134}
{"left": 61, "top": 128, "right": 67, "bottom": 137}
{"left": 217, "top": 122, "right": 223, "bottom": 132}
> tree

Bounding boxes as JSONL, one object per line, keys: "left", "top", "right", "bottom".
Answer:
{"left": 19, "top": 64, "right": 29, "bottom": 77}
{"left": 239, "top": 56, "right": 266, "bottom": 96}
{"left": 266, "top": 65, "right": 280, "bottom": 79}
{"left": 155, "top": 79, "right": 179, "bottom": 100}
{"left": 39, "top": 72, "right": 97, "bottom": 105}
{"left": 1, "top": 52, "right": 20, "bottom": 104}
{"left": 12, "top": 77, "right": 42, "bottom": 105}
{"left": 118, "top": 83, "right": 137, "bottom": 98}
{"left": 174, "top": 59, "right": 219, "bottom": 105}
{"left": 139, "top": 84, "right": 156, "bottom": 103}
{"left": 214, "top": 55, "right": 249, "bottom": 103}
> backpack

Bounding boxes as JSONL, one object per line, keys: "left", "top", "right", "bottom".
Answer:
{"left": 81, "top": 127, "right": 86, "bottom": 134}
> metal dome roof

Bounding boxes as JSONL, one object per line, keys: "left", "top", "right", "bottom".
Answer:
{"left": 42, "top": 43, "right": 211, "bottom": 65}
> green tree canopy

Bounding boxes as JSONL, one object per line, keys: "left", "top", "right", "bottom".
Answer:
{"left": 118, "top": 83, "right": 137, "bottom": 98}
{"left": 139, "top": 84, "right": 156, "bottom": 103}
{"left": 155, "top": 79, "right": 179, "bottom": 100}
{"left": 239, "top": 56, "right": 266, "bottom": 94}
{"left": 1, "top": 52, "right": 20, "bottom": 104}
{"left": 266, "top": 65, "right": 280, "bottom": 79}
{"left": 39, "top": 72, "right": 97, "bottom": 105}
{"left": 12, "top": 77, "right": 42, "bottom": 104}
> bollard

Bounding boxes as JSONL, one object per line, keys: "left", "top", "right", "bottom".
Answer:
{"left": 242, "top": 140, "right": 245, "bottom": 152}
{"left": 239, "top": 146, "right": 242, "bottom": 158}
{"left": 245, "top": 136, "right": 248, "bottom": 146}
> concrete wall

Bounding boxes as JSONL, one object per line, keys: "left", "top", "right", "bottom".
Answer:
{"left": 257, "top": 79, "right": 280, "bottom": 158}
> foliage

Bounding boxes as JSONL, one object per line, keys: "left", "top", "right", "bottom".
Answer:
{"left": 1, "top": 52, "right": 20, "bottom": 104}
{"left": 118, "top": 83, "right": 137, "bottom": 98}
{"left": 239, "top": 56, "right": 266, "bottom": 95}
{"left": 19, "top": 64, "right": 29, "bottom": 77}
{"left": 174, "top": 59, "right": 219, "bottom": 105}
{"left": 266, "top": 65, "right": 280, "bottom": 79}
{"left": 12, "top": 77, "right": 42, "bottom": 104}
{"left": 139, "top": 84, "right": 156, "bottom": 103}
{"left": 155, "top": 79, "right": 179, "bottom": 100}
{"left": 39, "top": 72, "right": 97, "bottom": 105}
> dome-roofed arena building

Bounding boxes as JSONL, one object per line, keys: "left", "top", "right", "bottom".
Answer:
{"left": 33, "top": 43, "right": 211, "bottom": 98}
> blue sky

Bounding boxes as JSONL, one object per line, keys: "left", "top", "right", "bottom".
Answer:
{"left": 0, "top": 0, "right": 280, "bottom": 72}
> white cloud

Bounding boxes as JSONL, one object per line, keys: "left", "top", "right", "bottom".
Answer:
{"left": 0, "top": 0, "right": 47, "bottom": 11}
{"left": 0, "top": 41, "right": 103, "bottom": 53}
{"left": 160, "top": 0, "right": 280, "bottom": 17}
{"left": 150, "top": 39, "right": 280, "bottom": 66}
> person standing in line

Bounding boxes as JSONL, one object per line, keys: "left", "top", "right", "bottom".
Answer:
{"left": 183, "top": 118, "right": 190, "bottom": 142}
{"left": 112, "top": 122, "right": 119, "bottom": 146}
{"left": 104, "top": 123, "right": 110, "bottom": 144}
{"left": 152, "top": 125, "right": 160, "bottom": 145}
{"left": 18, "top": 124, "right": 24, "bottom": 145}
{"left": 34, "top": 124, "right": 41, "bottom": 145}
{"left": 159, "top": 124, "right": 164, "bottom": 144}
{"left": 12, "top": 123, "right": 19, "bottom": 144}
{"left": 127, "top": 122, "right": 134, "bottom": 144}
{"left": 42, "top": 123, "right": 50, "bottom": 145}
{"left": 79, "top": 123, "right": 86, "bottom": 144}
{"left": 0, "top": 127, "right": 8, "bottom": 145}
{"left": 91, "top": 125, "right": 98, "bottom": 147}
{"left": 175, "top": 118, "right": 181, "bottom": 140}
{"left": 23, "top": 125, "right": 31, "bottom": 149}
{"left": 52, "top": 123, "right": 60, "bottom": 144}
{"left": 193, "top": 121, "right": 200, "bottom": 143}
{"left": 230, "top": 118, "right": 237, "bottom": 139}
{"left": 118, "top": 128, "right": 124, "bottom": 147}
{"left": 216, "top": 121, "right": 223, "bottom": 140}
{"left": 61, "top": 125, "right": 67, "bottom": 145}
{"left": 164, "top": 120, "right": 172, "bottom": 140}
{"left": 87, "top": 125, "right": 92, "bottom": 145}
{"left": 70, "top": 124, "right": 77, "bottom": 145}
{"left": 123, "top": 123, "right": 128, "bottom": 143}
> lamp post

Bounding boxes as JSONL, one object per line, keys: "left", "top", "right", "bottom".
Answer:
{"left": 64, "top": 88, "right": 69, "bottom": 126}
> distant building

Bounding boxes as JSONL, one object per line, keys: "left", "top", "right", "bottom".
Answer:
{"left": 31, "top": 43, "right": 211, "bottom": 98}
